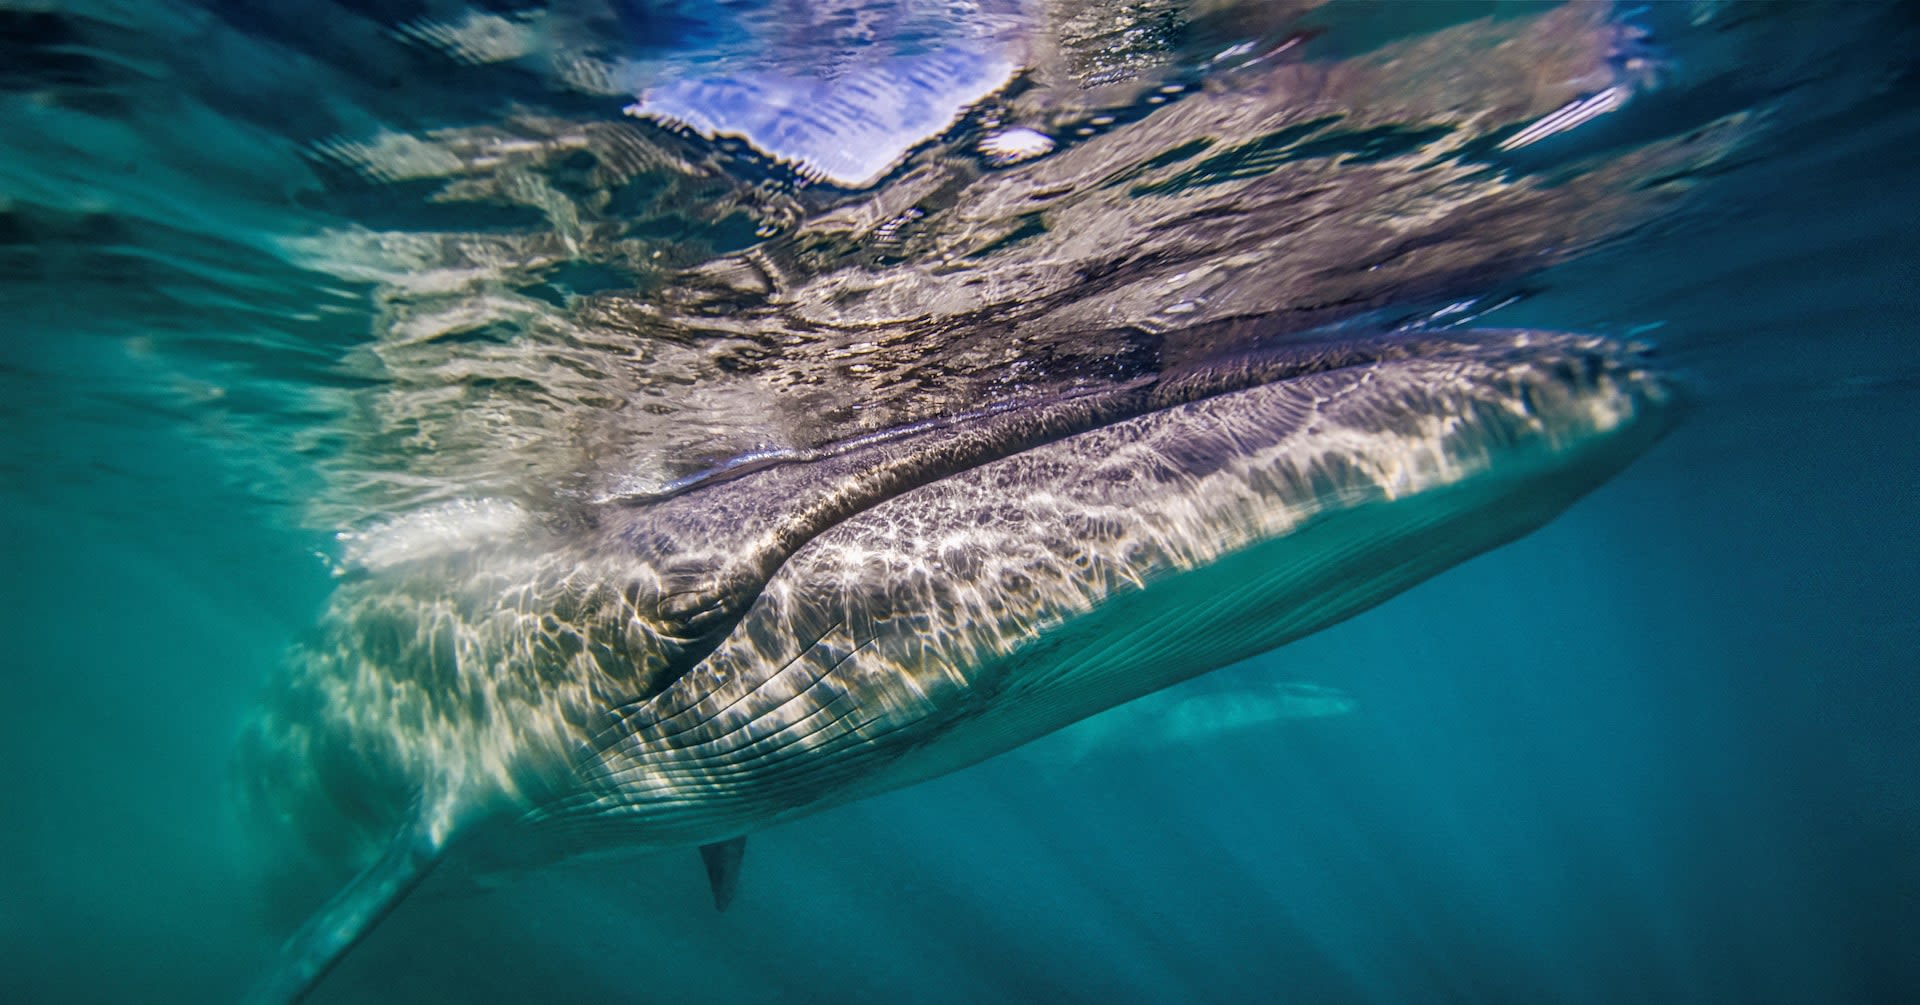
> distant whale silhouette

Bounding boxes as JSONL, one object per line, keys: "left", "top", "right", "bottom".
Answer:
{"left": 1022, "top": 678, "right": 1357, "bottom": 770}
{"left": 239, "top": 328, "right": 1674, "bottom": 1002}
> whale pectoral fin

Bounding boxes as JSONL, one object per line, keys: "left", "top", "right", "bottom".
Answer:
{"left": 698, "top": 836, "right": 748, "bottom": 911}
{"left": 245, "top": 817, "right": 444, "bottom": 1004}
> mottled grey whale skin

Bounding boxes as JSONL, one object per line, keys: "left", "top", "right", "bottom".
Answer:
{"left": 240, "top": 328, "right": 1673, "bottom": 1002}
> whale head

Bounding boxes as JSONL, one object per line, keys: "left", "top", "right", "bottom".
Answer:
{"left": 236, "top": 325, "right": 1672, "bottom": 1001}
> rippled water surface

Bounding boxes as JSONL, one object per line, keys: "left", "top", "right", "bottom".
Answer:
{"left": 3, "top": 2, "right": 1918, "bottom": 1002}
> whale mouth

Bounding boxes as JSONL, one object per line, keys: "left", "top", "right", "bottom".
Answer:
{"left": 618, "top": 325, "right": 1675, "bottom": 644}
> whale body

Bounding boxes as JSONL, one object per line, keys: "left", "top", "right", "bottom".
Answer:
{"left": 240, "top": 327, "right": 1673, "bottom": 1001}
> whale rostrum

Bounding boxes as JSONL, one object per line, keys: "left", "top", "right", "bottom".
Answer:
{"left": 239, "top": 328, "right": 1674, "bottom": 1001}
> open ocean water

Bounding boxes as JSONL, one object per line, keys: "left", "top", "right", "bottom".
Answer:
{"left": 2, "top": 2, "right": 1917, "bottom": 1002}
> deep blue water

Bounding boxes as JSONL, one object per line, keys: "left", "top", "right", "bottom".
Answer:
{"left": 4, "top": 2, "right": 1919, "bottom": 1003}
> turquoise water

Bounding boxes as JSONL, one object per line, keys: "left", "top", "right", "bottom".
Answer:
{"left": 4, "top": 2, "right": 1918, "bottom": 1002}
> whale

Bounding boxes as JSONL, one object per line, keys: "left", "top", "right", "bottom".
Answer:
{"left": 237, "top": 325, "right": 1674, "bottom": 1001}
{"left": 1021, "top": 678, "right": 1358, "bottom": 771}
